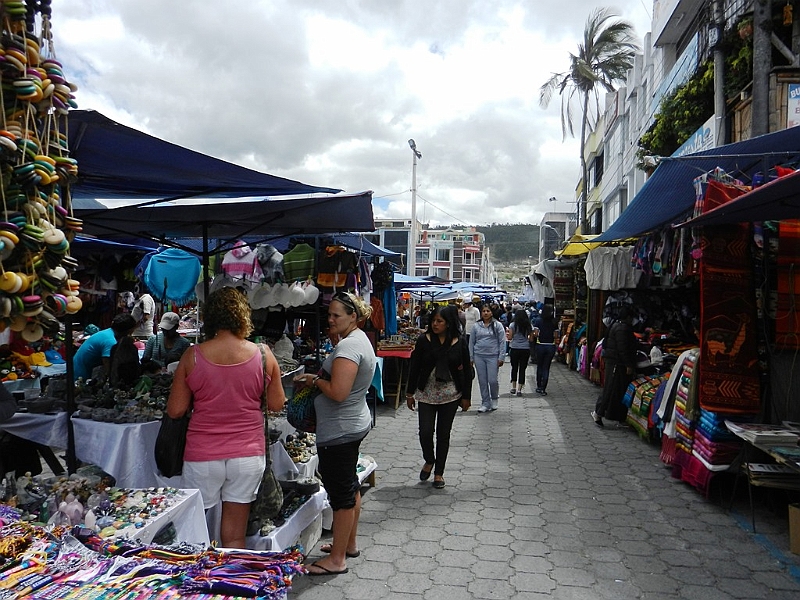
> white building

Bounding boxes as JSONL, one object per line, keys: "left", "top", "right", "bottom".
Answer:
{"left": 369, "top": 220, "right": 497, "bottom": 284}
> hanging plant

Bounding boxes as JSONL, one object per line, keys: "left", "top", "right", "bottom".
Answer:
{"left": 738, "top": 17, "right": 753, "bottom": 40}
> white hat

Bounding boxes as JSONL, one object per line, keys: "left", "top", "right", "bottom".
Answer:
{"left": 159, "top": 312, "right": 180, "bottom": 330}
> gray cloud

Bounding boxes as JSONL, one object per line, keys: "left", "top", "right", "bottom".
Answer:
{"left": 51, "top": 0, "right": 650, "bottom": 226}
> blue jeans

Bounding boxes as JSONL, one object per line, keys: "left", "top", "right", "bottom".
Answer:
{"left": 474, "top": 354, "right": 500, "bottom": 408}
{"left": 535, "top": 344, "right": 557, "bottom": 391}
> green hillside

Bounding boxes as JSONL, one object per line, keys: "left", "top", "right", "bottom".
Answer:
{"left": 476, "top": 224, "right": 539, "bottom": 261}
{"left": 427, "top": 223, "right": 540, "bottom": 262}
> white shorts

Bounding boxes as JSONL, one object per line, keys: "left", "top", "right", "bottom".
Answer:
{"left": 183, "top": 455, "right": 267, "bottom": 508}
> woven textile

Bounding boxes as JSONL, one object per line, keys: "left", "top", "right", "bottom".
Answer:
{"left": 697, "top": 180, "right": 761, "bottom": 414}
{"left": 775, "top": 220, "right": 800, "bottom": 349}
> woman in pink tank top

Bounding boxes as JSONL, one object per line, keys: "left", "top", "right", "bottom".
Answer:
{"left": 167, "top": 287, "right": 285, "bottom": 548}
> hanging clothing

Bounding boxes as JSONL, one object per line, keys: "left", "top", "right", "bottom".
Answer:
{"left": 584, "top": 246, "right": 642, "bottom": 290}
{"left": 282, "top": 243, "right": 316, "bottom": 281}
{"left": 144, "top": 248, "right": 202, "bottom": 304}
{"left": 221, "top": 241, "right": 263, "bottom": 282}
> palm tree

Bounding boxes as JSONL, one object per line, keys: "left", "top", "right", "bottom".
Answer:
{"left": 539, "top": 8, "right": 638, "bottom": 234}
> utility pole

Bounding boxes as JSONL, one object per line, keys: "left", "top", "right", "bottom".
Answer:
{"left": 752, "top": 0, "right": 772, "bottom": 136}
{"left": 712, "top": 0, "right": 727, "bottom": 145}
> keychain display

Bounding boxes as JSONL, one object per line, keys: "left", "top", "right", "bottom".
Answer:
{"left": 0, "top": 0, "right": 82, "bottom": 341}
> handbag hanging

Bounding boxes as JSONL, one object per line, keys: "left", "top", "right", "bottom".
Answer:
{"left": 249, "top": 345, "right": 284, "bottom": 528}
{"left": 154, "top": 412, "right": 190, "bottom": 478}
{"left": 286, "top": 379, "right": 318, "bottom": 433}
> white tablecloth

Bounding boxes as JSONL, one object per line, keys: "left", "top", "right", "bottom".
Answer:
{"left": 246, "top": 488, "right": 326, "bottom": 551}
{"left": 113, "top": 488, "right": 209, "bottom": 545}
{"left": 70, "top": 418, "right": 182, "bottom": 489}
{"left": 0, "top": 412, "right": 68, "bottom": 447}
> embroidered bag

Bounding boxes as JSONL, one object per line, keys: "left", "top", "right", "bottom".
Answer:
{"left": 286, "top": 372, "right": 321, "bottom": 433}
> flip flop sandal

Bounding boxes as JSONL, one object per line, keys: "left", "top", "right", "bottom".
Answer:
{"left": 305, "top": 561, "right": 349, "bottom": 576}
{"left": 320, "top": 543, "right": 360, "bottom": 558}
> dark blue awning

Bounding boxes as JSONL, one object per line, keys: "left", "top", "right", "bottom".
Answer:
{"left": 595, "top": 127, "right": 800, "bottom": 241}
{"left": 68, "top": 110, "right": 341, "bottom": 201}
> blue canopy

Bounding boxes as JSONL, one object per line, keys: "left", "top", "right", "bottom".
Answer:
{"left": 68, "top": 110, "right": 341, "bottom": 201}
{"left": 595, "top": 127, "right": 800, "bottom": 241}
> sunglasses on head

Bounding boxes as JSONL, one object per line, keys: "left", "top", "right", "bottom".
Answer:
{"left": 334, "top": 292, "right": 357, "bottom": 312}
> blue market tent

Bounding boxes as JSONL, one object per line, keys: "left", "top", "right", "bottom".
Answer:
{"left": 595, "top": 127, "right": 800, "bottom": 242}
{"left": 68, "top": 110, "right": 375, "bottom": 242}
{"left": 68, "top": 110, "right": 341, "bottom": 201}
{"left": 57, "top": 110, "right": 375, "bottom": 474}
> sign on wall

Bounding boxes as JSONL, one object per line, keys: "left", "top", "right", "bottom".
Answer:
{"left": 788, "top": 84, "right": 800, "bottom": 128}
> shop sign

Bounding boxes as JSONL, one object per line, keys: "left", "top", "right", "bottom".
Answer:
{"left": 788, "top": 83, "right": 800, "bottom": 128}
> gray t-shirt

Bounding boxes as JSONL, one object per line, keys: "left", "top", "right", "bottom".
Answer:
{"left": 314, "top": 328, "right": 376, "bottom": 446}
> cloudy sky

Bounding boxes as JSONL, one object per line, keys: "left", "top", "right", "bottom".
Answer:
{"left": 51, "top": 0, "right": 653, "bottom": 227}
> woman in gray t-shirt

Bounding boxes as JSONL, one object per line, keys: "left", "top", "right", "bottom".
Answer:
{"left": 294, "top": 291, "right": 375, "bottom": 576}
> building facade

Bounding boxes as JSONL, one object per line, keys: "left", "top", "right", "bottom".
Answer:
{"left": 370, "top": 220, "right": 497, "bottom": 285}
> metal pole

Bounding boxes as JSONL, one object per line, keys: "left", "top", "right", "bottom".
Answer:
{"left": 408, "top": 139, "right": 421, "bottom": 276}
{"left": 410, "top": 151, "right": 417, "bottom": 276}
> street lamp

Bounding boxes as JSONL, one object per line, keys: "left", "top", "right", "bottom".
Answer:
{"left": 408, "top": 139, "right": 422, "bottom": 276}
{"left": 540, "top": 223, "right": 561, "bottom": 259}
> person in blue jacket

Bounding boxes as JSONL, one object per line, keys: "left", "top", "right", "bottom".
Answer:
{"left": 469, "top": 304, "right": 506, "bottom": 412}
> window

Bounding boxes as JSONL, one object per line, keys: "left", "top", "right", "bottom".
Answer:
{"left": 415, "top": 248, "right": 429, "bottom": 263}
{"left": 435, "top": 248, "right": 450, "bottom": 261}
{"left": 414, "top": 267, "right": 429, "bottom": 277}
{"left": 435, "top": 267, "right": 450, "bottom": 279}
{"left": 464, "top": 251, "right": 474, "bottom": 265}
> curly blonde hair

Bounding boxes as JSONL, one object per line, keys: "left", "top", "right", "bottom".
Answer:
{"left": 334, "top": 291, "right": 372, "bottom": 321}
{"left": 202, "top": 287, "right": 253, "bottom": 339}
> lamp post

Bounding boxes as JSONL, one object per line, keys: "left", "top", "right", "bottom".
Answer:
{"left": 540, "top": 223, "right": 560, "bottom": 259}
{"left": 408, "top": 139, "right": 422, "bottom": 276}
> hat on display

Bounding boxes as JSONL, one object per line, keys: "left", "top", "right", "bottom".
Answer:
{"left": 159, "top": 312, "right": 180, "bottom": 331}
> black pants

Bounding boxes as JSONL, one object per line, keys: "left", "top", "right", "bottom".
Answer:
{"left": 595, "top": 359, "right": 631, "bottom": 422}
{"left": 417, "top": 400, "right": 460, "bottom": 476}
{"left": 509, "top": 348, "right": 530, "bottom": 386}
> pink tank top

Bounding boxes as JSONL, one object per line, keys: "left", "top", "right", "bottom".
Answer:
{"left": 183, "top": 346, "right": 269, "bottom": 462}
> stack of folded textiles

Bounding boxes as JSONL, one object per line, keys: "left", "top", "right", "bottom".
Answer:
{"left": 692, "top": 411, "right": 744, "bottom": 469}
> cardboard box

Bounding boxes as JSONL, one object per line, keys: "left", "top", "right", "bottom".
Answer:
{"left": 790, "top": 503, "right": 800, "bottom": 554}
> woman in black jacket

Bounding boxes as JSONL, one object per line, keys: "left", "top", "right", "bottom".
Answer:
{"left": 406, "top": 305, "right": 472, "bottom": 489}
{"left": 592, "top": 306, "right": 638, "bottom": 427}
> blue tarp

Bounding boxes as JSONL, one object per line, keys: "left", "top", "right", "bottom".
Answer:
{"left": 595, "top": 127, "right": 800, "bottom": 241}
{"left": 68, "top": 110, "right": 341, "bottom": 201}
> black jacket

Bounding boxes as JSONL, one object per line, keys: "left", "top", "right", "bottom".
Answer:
{"left": 603, "top": 320, "right": 638, "bottom": 368}
{"left": 406, "top": 334, "right": 473, "bottom": 401}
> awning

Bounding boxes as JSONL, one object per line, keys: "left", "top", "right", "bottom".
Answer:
{"left": 594, "top": 127, "right": 800, "bottom": 242}
{"left": 68, "top": 110, "right": 341, "bottom": 201}
{"left": 74, "top": 192, "right": 375, "bottom": 241}
{"left": 683, "top": 168, "right": 800, "bottom": 226}
{"left": 554, "top": 234, "right": 602, "bottom": 256}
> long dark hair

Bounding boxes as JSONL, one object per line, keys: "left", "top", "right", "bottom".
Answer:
{"left": 427, "top": 304, "right": 462, "bottom": 344}
{"left": 513, "top": 309, "right": 532, "bottom": 337}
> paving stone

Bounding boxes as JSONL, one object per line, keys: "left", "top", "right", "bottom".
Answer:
{"left": 341, "top": 361, "right": 800, "bottom": 600}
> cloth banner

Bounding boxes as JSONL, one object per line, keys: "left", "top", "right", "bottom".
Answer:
{"left": 775, "top": 220, "right": 800, "bottom": 349}
{"left": 697, "top": 180, "right": 760, "bottom": 414}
